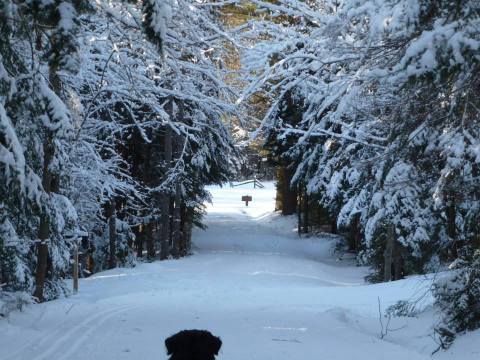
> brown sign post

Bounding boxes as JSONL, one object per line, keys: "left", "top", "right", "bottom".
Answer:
{"left": 241, "top": 195, "right": 252, "bottom": 206}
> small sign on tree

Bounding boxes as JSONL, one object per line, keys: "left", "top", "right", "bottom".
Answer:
{"left": 241, "top": 195, "right": 252, "bottom": 206}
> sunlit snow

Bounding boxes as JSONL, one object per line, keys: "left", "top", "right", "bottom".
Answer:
{"left": 0, "top": 182, "right": 477, "bottom": 359}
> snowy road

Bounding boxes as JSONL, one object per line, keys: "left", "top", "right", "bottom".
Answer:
{"left": 0, "top": 183, "right": 477, "bottom": 359}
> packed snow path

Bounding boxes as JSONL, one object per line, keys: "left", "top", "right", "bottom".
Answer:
{"left": 0, "top": 183, "right": 477, "bottom": 360}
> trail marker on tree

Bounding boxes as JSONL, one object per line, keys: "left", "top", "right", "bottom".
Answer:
{"left": 242, "top": 195, "right": 252, "bottom": 206}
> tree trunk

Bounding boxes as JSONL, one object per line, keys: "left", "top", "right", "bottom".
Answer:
{"left": 33, "top": 231, "right": 49, "bottom": 302}
{"left": 331, "top": 217, "right": 338, "bottom": 235}
{"left": 302, "top": 185, "right": 309, "bottom": 234}
{"left": 145, "top": 220, "right": 155, "bottom": 260}
{"left": 73, "top": 244, "right": 79, "bottom": 293}
{"left": 142, "top": 130, "right": 156, "bottom": 261}
{"left": 34, "top": 67, "right": 62, "bottom": 302}
{"left": 179, "top": 203, "right": 186, "bottom": 257}
{"left": 159, "top": 125, "right": 172, "bottom": 260}
{"left": 185, "top": 218, "right": 193, "bottom": 255}
{"left": 181, "top": 204, "right": 193, "bottom": 256}
{"left": 347, "top": 219, "right": 356, "bottom": 251}
{"left": 275, "top": 168, "right": 282, "bottom": 211}
{"left": 276, "top": 166, "right": 297, "bottom": 215}
{"left": 296, "top": 183, "right": 309, "bottom": 234}
{"left": 171, "top": 183, "right": 182, "bottom": 259}
{"left": 160, "top": 196, "right": 170, "bottom": 260}
{"left": 384, "top": 224, "right": 395, "bottom": 282}
{"left": 33, "top": 140, "right": 54, "bottom": 302}
{"left": 297, "top": 184, "right": 302, "bottom": 235}
{"left": 171, "top": 123, "right": 184, "bottom": 258}
{"left": 107, "top": 199, "right": 117, "bottom": 269}
{"left": 446, "top": 194, "right": 458, "bottom": 259}
{"left": 354, "top": 216, "right": 362, "bottom": 252}
{"left": 136, "top": 225, "right": 144, "bottom": 258}
{"left": 392, "top": 241, "right": 404, "bottom": 280}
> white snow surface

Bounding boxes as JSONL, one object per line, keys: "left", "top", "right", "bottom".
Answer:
{"left": 0, "top": 182, "right": 478, "bottom": 359}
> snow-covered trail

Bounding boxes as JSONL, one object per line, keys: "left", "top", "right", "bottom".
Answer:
{"left": 0, "top": 183, "right": 477, "bottom": 360}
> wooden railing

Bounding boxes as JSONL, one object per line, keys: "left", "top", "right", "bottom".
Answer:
{"left": 230, "top": 177, "right": 265, "bottom": 189}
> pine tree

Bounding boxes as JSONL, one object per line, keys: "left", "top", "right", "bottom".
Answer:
{"left": 433, "top": 248, "right": 480, "bottom": 349}
{"left": 0, "top": 0, "right": 85, "bottom": 302}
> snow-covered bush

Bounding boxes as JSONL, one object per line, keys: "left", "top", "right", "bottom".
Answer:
{"left": 0, "top": 290, "right": 34, "bottom": 317}
{"left": 386, "top": 300, "right": 421, "bottom": 319}
{"left": 433, "top": 249, "right": 480, "bottom": 349}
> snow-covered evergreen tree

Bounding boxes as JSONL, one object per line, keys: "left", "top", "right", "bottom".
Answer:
{"left": 241, "top": 0, "right": 479, "bottom": 277}
{"left": 71, "top": 0, "right": 238, "bottom": 261}
{"left": 1, "top": 0, "right": 239, "bottom": 305}
{"left": 433, "top": 248, "right": 480, "bottom": 349}
{"left": 0, "top": 0, "right": 86, "bottom": 302}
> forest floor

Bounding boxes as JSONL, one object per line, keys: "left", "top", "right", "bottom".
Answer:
{"left": 0, "top": 182, "right": 478, "bottom": 360}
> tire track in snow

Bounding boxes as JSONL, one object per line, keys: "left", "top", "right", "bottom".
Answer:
{"left": 31, "top": 304, "right": 137, "bottom": 360}
{"left": 4, "top": 304, "right": 135, "bottom": 360}
{"left": 38, "top": 305, "right": 140, "bottom": 360}
{"left": 2, "top": 305, "right": 95, "bottom": 360}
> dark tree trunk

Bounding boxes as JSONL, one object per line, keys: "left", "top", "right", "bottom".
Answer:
{"left": 179, "top": 203, "right": 186, "bottom": 256}
{"left": 153, "top": 218, "right": 160, "bottom": 257}
{"left": 284, "top": 168, "right": 297, "bottom": 215}
{"left": 171, "top": 183, "right": 182, "bottom": 259}
{"left": 297, "top": 183, "right": 309, "bottom": 234}
{"left": 331, "top": 217, "right": 338, "bottom": 235}
{"left": 348, "top": 215, "right": 362, "bottom": 252}
{"left": 384, "top": 224, "right": 395, "bottom": 282}
{"left": 145, "top": 221, "right": 155, "bottom": 260}
{"left": 446, "top": 194, "right": 458, "bottom": 259}
{"left": 160, "top": 195, "right": 170, "bottom": 260}
{"left": 347, "top": 221, "right": 356, "bottom": 251}
{"left": 34, "top": 66, "right": 63, "bottom": 302}
{"left": 276, "top": 166, "right": 297, "bottom": 215}
{"left": 170, "top": 100, "right": 184, "bottom": 259}
{"left": 33, "top": 140, "right": 55, "bottom": 302}
{"left": 172, "top": 125, "right": 185, "bottom": 258}
{"left": 160, "top": 125, "right": 172, "bottom": 260}
{"left": 142, "top": 131, "right": 155, "bottom": 260}
{"left": 107, "top": 199, "right": 117, "bottom": 269}
{"left": 185, "top": 218, "right": 193, "bottom": 255}
{"left": 33, "top": 232, "right": 49, "bottom": 302}
{"left": 180, "top": 203, "right": 192, "bottom": 257}
{"left": 302, "top": 185, "right": 309, "bottom": 234}
{"left": 136, "top": 228, "right": 144, "bottom": 258}
{"left": 297, "top": 185, "right": 302, "bottom": 235}
{"left": 392, "top": 241, "right": 404, "bottom": 281}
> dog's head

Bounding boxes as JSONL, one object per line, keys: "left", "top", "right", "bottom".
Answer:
{"left": 165, "top": 330, "right": 222, "bottom": 360}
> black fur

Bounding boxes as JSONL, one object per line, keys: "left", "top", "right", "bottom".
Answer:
{"left": 165, "top": 330, "right": 222, "bottom": 360}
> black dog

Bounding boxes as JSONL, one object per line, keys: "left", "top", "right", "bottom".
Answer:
{"left": 165, "top": 329, "right": 222, "bottom": 360}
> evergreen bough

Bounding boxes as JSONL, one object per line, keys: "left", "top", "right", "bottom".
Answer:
{"left": 433, "top": 248, "right": 480, "bottom": 349}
